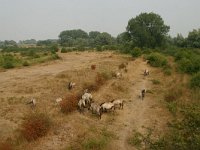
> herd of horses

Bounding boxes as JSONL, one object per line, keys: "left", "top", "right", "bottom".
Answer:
{"left": 77, "top": 89, "right": 124, "bottom": 119}
{"left": 26, "top": 64, "right": 149, "bottom": 120}
{"left": 76, "top": 68, "right": 149, "bottom": 119}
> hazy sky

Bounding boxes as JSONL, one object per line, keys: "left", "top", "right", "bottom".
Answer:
{"left": 0, "top": 0, "right": 199, "bottom": 41}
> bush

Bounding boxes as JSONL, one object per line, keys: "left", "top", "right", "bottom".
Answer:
{"left": 21, "top": 112, "right": 51, "bottom": 141}
{"left": 22, "top": 61, "right": 30, "bottom": 66}
{"left": 127, "top": 105, "right": 200, "bottom": 150}
{"left": 61, "top": 48, "right": 68, "bottom": 53}
{"left": 50, "top": 54, "right": 60, "bottom": 60}
{"left": 175, "top": 50, "right": 200, "bottom": 74}
{"left": 177, "top": 58, "right": 192, "bottom": 73}
{"left": 146, "top": 52, "right": 168, "bottom": 67}
{"left": 28, "top": 50, "right": 40, "bottom": 58}
{"left": 131, "top": 47, "right": 142, "bottom": 57}
{"left": 51, "top": 44, "right": 59, "bottom": 52}
{"left": 2, "top": 54, "right": 16, "bottom": 69}
{"left": 60, "top": 93, "right": 80, "bottom": 114}
{"left": 96, "top": 46, "right": 102, "bottom": 51}
{"left": 190, "top": 72, "right": 200, "bottom": 88}
{"left": 160, "top": 104, "right": 200, "bottom": 150}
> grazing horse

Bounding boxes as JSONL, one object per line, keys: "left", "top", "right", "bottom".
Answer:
{"left": 141, "top": 89, "right": 146, "bottom": 100}
{"left": 116, "top": 72, "right": 122, "bottom": 78}
{"left": 55, "top": 97, "right": 62, "bottom": 104}
{"left": 100, "top": 102, "right": 115, "bottom": 112}
{"left": 89, "top": 102, "right": 103, "bottom": 119}
{"left": 144, "top": 69, "right": 149, "bottom": 76}
{"left": 68, "top": 82, "right": 76, "bottom": 90}
{"left": 26, "top": 98, "right": 36, "bottom": 108}
{"left": 82, "top": 92, "right": 93, "bottom": 106}
{"left": 111, "top": 99, "right": 124, "bottom": 109}
{"left": 78, "top": 99, "right": 86, "bottom": 113}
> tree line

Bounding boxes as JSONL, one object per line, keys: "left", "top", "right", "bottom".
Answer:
{"left": 0, "top": 12, "right": 200, "bottom": 50}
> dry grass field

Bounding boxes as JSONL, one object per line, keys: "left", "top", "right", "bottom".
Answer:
{"left": 0, "top": 51, "right": 174, "bottom": 150}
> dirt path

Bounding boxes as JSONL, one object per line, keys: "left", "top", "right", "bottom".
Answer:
{"left": 108, "top": 59, "right": 170, "bottom": 150}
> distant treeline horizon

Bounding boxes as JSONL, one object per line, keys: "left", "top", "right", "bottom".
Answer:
{"left": 0, "top": 12, "right": 200, "bottom": 49}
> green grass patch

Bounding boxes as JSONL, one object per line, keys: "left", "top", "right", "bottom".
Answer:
{"left": 151, "top": 79, "right": 161, "bottom": 85}
{"left": 167, "top": 101, "right": 178, "bottom": 116}
{"left": 128, "top": 131, "right": 143, "bottom": 148}
{"left": 190, "top": 72, "right": 200, "bottom": 88}
{"left": 82, "top": 129, "right": 114, "bottom": 150}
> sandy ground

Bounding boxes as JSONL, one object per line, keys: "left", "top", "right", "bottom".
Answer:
{"left": 0, "top": 51, "right": 172, "bottom": 150}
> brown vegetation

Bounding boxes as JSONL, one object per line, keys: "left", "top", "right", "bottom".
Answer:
{"left": 0, "top": 142, "right": 13, "bottom": 150}
{"left": 91, "top": 65, "right": 96, "bottom": 70}
{"left": 60, "top": 93, "right": 80, "bottom": 114}
{"left": 21, "top": 112, "right": 51, "bottom": 141}
{"left": 118, "top": 63, "right": 126, "bottom": 69}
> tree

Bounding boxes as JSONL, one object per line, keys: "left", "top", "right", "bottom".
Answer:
{"left": 89, "top": 31, "right": 101, "bottom": 39}
{"left": 19, "top": 39, "right": 37, "bottom": 45}
{"left": 59, "top": 29, "right": 88, "bottom": 46}
{"left": 187, "top": 29, "right": 200, "bottom": 48}
{"left": 37, "top": 39, "right": 58, "bottom": 46}
{"left": 117, "top": 32, "right": 131, "bottom": 44}
{"left": 173, "top": 34, "right": 186, "bottom": 47}
{"left": 94, "top": 32, "right": 113, "bottom": 46}
{"left": 126, "top": 12, "right": 170, "bottom": 48}
{"left": 4, "top": 40, "right": 17, "bottom": 47}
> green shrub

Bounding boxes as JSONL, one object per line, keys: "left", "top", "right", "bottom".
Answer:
{"left": 190, "top": 72, "right": 200, "bottom": 88}
{"left": 175, "top": 50, "right": 200, "bottom": 74}
{"left": 2, "top": 54, "right": 16, "bottom": 69}
{"left": 146, "top": 52, "right": 168, "bottom": 67}
{"left": 28, "top": 50, "right": 40, "bottom": 58}
{"left": 50, "top": 44, "right": 59, "bottom": 52}
{"left": 51, "top": 54, "right": 60, "bottom": 60}
{"left": 175, "top": 50, "right": 192, "bottom": 61}
{"left": 96, "top": 46, "right": 102, "bottom": 51}
{"left": 128, "top": 104, "right": 200, "bottom": 150}
{"left": 61, "top": 48, "right": 68, "bottom": 53}
{"left": 22, "top": 61, "right": 30, "bottom": 66}
{"left": 162, "top": 104, "right": 200, "bottom": 150}
{"left": 131, "top": 47, "right": 142, "bottom": 57}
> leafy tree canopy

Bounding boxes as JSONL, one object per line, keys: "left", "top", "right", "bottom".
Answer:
{"left": 126, "top": 12, "right": 170, "bottom": 48}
